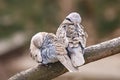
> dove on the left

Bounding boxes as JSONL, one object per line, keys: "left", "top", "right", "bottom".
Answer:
{"left": 30, "top": 32, "right": 78, "bottom": 72}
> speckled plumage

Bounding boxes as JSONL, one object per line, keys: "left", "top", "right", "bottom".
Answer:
{"left": 30, "top": 32, "right": 77, "bottom": 72}
{"left": 56, "top": 12, "right": 88, "bottom": 68}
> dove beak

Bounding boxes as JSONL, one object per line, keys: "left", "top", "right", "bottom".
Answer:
{"left": 76, "top": 23, "right": 80, "bottom": 27}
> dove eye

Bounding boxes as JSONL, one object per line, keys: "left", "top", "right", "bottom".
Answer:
{"left": 66, "top": 18, "right": 72, "bottom": 22}
{"left": 35, "top": 54, "right": 37, "bottom": 57}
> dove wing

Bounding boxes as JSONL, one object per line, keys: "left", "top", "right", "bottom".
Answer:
{"left": 56, "top": 24, "right": 68, "bottom": 47}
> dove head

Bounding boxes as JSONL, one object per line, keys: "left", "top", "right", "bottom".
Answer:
{"left": 66, "top": 12, "right": 81, "bottom": 24}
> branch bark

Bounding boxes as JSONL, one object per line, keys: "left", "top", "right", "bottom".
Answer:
{"left": 8, "top": 37, "right": 120, "bottom": 80}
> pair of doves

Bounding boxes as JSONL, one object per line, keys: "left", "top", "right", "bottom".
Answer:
{"left": 30, "top": 12, "right": 88, "bottom": 72}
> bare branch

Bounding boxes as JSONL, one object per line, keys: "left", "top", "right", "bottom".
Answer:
{"left": 8, "top": 37, "right": 120, "bottom": 80}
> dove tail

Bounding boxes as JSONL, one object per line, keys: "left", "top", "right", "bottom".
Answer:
{"left": 70, "top": 47, "right": 85, "bottom": 68}
{"left": 57, "top": 55, "right": 78, "bottom": 72}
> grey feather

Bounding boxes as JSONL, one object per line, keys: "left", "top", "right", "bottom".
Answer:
{"left": 41, "top": 34, "right": 58, "bottom": 64}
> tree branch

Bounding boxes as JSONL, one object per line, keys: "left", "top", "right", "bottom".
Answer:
{"left": 8, "top": 37, "right": 120, "bottom": 80}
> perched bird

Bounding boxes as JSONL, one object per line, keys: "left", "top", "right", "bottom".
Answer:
{"left": 56, "top": 12, "right": 88, "bottom": 68}
{"left": 30, "top": 32, "right": 77, "bottom": 72}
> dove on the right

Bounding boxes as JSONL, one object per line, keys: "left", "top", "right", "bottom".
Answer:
{"left": 56, "top": 12, "right": 88, "bottom": 68}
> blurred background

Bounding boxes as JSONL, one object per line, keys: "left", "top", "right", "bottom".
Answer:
{"left": 0, "top": 0, "right": 120, "bottom": 80}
